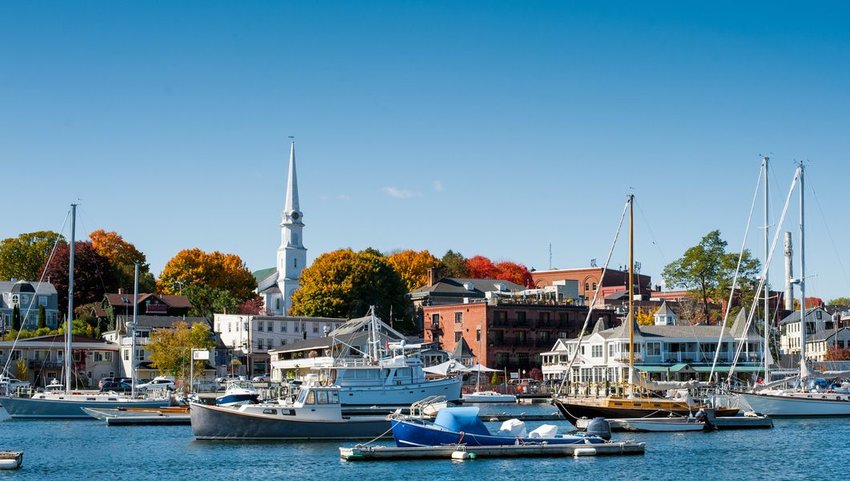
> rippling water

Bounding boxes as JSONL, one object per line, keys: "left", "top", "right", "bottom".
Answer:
{"left": 2, "top": 405, "right": 848, "bottom": 481}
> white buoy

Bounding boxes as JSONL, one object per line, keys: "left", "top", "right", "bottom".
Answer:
{"left": 573, "top": 447, "right": 597, "bottom": 457}
{"left": 451, "top": 450, "right": 473, "bottom": 460}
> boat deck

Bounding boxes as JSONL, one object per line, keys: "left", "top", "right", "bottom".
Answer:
{"left": 339, "top": 441, "right": 645, "bottom": 461}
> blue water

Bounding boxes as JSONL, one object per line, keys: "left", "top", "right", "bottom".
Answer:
{"left": 1, "top": 405, "right": 848, "bottom": 480}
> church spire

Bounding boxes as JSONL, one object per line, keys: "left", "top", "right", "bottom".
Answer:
{"left": 284, "top": 139, "right": 300, "bottom": 215}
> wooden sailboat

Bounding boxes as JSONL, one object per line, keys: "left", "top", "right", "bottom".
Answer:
{"left": 553, "top": 194, "right": 738, "bottom": 425}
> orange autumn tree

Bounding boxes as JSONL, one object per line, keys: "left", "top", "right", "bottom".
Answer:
{"left": 494, "top": 261, "right": 533, "bottom": 288}
{"left": 89, "top": 229, "right": 155, "bottom": 292}
{"left": 466, "top": 255, "right": 498, "bottom": 278}
{"left": 386, "top": 249, "right": 441, "bottom": 292}
{"left": 158, "top": 248, "right": 257, "bottom": 315}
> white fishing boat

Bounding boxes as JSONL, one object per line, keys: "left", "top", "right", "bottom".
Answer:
{"left": 738, "top": 163, "right": 850, "bottom": 416}
{"left": 1, "top": 205, "right": 170, "bottom": 419}
{"left": 463, "top": 391, "right": 517, "bottom": 403}
{"left": 618, "top": 416, "right": 707, "bottom": 432}
{"left": 215, "top": 380, "right": 259, "bottom": 406}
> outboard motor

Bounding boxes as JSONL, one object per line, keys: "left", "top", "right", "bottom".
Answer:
{"left": 584, "top": 417, "right": 612, "bottom": 441}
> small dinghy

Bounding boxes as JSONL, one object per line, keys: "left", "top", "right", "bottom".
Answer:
{"left": 0, "top": 451, "right": 23, "bottom": 470}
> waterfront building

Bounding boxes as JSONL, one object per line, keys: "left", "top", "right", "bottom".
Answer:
{"left": 0, "top": 334, "right": 118, "bottom": 388}
{"left": 779, "top": 307, "right": 836, "bottom": 356}
{"left": 531, "top": 267, "right": 652, "bottom": 304}
{"left": 422, "top": 297, "right": 616, "bottom": 373}
{"left": 215, "top": 313, "right": 346, "bottom": 378}
{"left": 254, "top": 140, "right": 307, "bottom": 316}
{"left": 540, "top": 302, "right": 765, "bottom": 383}
{"left": 0, "top": 280, "right": 60, "bottom": 331}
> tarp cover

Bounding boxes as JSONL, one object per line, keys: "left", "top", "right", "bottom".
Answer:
{"left": 433, "top": 407, "right": 489, "bottom": 436}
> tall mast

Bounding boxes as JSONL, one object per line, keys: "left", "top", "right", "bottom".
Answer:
{"left": 798, "top": 162, "right": 808, "bottom": 379}
{"left": 65, "top": 204, "right": 76, "bottom": 393}
{"left": 762, "top": 156, "right": 770, "bottom": 382}
{"left": 627, "top": 194, "right": 635, "bottom": 395}
{"left": 131, "top": 262, "right": 139, "bottom": 397}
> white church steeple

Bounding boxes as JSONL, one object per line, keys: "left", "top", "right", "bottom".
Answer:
{"left": 276, "top": 139, "right": 307, "bottom": 315}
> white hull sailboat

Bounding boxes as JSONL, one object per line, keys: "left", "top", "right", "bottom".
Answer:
{"left": 1, "top": 205, "right": 169, "bottom": 419}
{"left": 738, "top": 163, "right": 850, "bottom": 416}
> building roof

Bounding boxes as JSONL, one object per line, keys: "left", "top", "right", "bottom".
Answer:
{"left": 451, "top": 337, "right": 475, "bottom": 359}
{"left": 410, "top": 277, "right": 525, "bottom": 298}
{"left": 109, "top": 315, "right": 209, "bottom": 333}
{"left": 780, "top": 307, "right": 831, "bottom": 325}
{"left": 0, "top": 280, "right": 57, "bottom": 296}
{"left": 808, "top": 327, "right": 850, "bottom": 342}
{"left": 655, "top": 300, "right": 675, "bottom": 318}
{"left": 254, "top": 268, "right": 279, "bottom": 293}
{"left": 104, "top": 293, "right": 192, "bottom": 310}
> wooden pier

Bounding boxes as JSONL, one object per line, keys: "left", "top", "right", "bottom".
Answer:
{"left": 339, "top": 441, "right": 645, "bottom": 461}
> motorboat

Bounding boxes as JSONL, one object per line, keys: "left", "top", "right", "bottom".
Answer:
{"left": 215, "top": 380, "right": 259, "bottom": 406}
{"left": 617, "top": 415, "right": 708, "bottom": 432}
{"left": 463, "top": 391, "right": 517, "bottom": 403}
{"left": 190, "top": 383, "right": 390, "bottom": 440}
{"left": 390, "top": 406, "right": 608, "bottom": 447}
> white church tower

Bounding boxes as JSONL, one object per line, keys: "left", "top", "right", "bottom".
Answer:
{"left": 276, "top": 140, "right": 307, "bottom": 315}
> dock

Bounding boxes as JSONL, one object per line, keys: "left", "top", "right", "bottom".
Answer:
{"left": 339, "top": 441, "right": 645, "bottom": 461}
{"left": 82, "top": 406, "right": 191, "bottom": 426}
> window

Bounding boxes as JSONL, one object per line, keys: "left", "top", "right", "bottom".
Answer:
{"left": 38, "top": 295, "right": 48, "bottom": 306}
{"left": 306, "top": 391, "right": 315, "bottom": 404}
{"left": 608, "top": 344, "right": 616, "bottom": 357}
{"left": 228, "top": 322, "right": 232, "bottom": 333}
{"left": 516, "top": 311, "right": 526, "bottom": 323}
{"left": 431, "top": 314, "right": 440, "bottom": 327}
{"left": 592, "top": 282, "right": 597, "bottom": 291}
{"left": 135, "top": 349, "right": 145, "bottom": 361}
{"left": 646, "top": 342, "right": 661, "bottom": 356}
{"left": 293, "top": 258, "right": 298, "bottom": 268}
{"left": 257, "top": 340, "right": 265, "bottom": 350}
{"left": 584, "top": 283, "right": 589, "bottom": 292}
{"left": 591, "top": 345, "right": 603, "bottom": 357}
{"left": 282, "top": 322, "right": 288, "bottom": 333}
{"left": 294, "top": 323, "right": 300, "bottom": 333}
{"left": 455, "top": 332, "right": 462, "bottom": 342}
{"left": 276, "top": 298, "right": 281, "bottom": 311}
{"left": 317, "top": 390, "right": 329, "bottom": 404}
{"left": 243, "top": 322, "right": 249, "bottom": 331}
{"left": 123, "top": 350, "right": 129, "bottom": 361}
{"left": 454, "top": 312, "right": 463, "bottom": 324}
{"left": 313, "top": 323, "right": 319, "bottom": 333}
{"left": 281, "top": 339, "right": 287, "bottom": 346}
{"left": 476, "top": 329, "right": 481, "bottom": 342}
{"left": 11, "top": 294, "right": 19, "bottom": 306}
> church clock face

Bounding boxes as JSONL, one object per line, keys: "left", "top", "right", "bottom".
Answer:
{"left": 291, "top": 211, "right": 300, "bottom": 220}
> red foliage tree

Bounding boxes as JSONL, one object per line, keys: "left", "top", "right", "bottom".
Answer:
{"left": 805, "top": 297, "right": 824, "bottom": 308}
{"left": 238, "top": 296, "right": 265, "bottom": 315}
{"left": 494, "top": 261, "right": 534, "bottom": 287}
{"left": 466, "top": 256, "right": 498, "bottom": 278}
{"left": 42, "top": 241, "right": 118, "bottom": 316}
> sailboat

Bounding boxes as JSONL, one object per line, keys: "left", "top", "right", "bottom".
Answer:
{"left": 1, "top": 204, "right": 170, "bottom": 419}
{"left": 738, "top": 163, "right": 850, "bottom": 416}
{"left": 462, "top": 324, "right": 517, "bottom": 403}
{"left": 553, "top": 194, "right": 738, "bottom": 424}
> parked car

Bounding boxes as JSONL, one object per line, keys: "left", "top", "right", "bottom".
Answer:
{"left": 215, "top": 375, "right": 247, "bottom": 384}
{"left": 251, "top": 374, "right": 270, "bottom": 383}
{"left": 0, "top": 375, "right": 31, "bottom": 395}
{"left": 100, "top": 381, "right": 132, "bottom": 393}
{"left": 136, "top": 376, "right": 175, "bottom": 391}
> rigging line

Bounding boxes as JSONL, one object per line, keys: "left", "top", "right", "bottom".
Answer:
{"left": 634, "top": 197, "right": 668, "bottom": 267}
{"left": 808, "top": 174, "right": 850, "bottom": 295}
{"left": 707, "top": 164, "right": 763, "bottom": 381}
{"left": 2, "top": 209, "right": 71, "bottom": 377}
{"left": 727, "top": 166, "right": 800, "bottom": 384}
{"left": 556, "top": 197, "right": 629, "bottom": 396}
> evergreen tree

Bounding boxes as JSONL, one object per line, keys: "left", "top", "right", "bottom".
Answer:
{"left": 37, "top": 305, "right": 46, "bottom": 329}
{"left": 12, "top": 305, "right": 21, "bottom": 331}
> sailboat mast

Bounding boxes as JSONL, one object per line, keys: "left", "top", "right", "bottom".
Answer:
{"left": 798, "top": 162, "right": 807, "bottom": 379}
{"left": 627, "top": 194, "right": 635, "bottom": 393}
{"left": 65, "top": 203, "right": 76, "bottom": 393}
{"left": 763, "top": 156, "right": 770, "bottom": 382}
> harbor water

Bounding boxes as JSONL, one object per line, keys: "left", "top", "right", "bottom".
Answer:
{"left": 2, "top": 405, "right": 848, "bottom": 480}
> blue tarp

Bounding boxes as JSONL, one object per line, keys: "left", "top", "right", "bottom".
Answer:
{"left": 433, "top": 407, "right": 489, "bottom": 436}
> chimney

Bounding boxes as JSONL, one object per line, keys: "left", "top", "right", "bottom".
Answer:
{"left": 428, "top": 267, "right": 441, "bottom": 286}
{"left": 784, "top": 232, "right": 794, "bottom": 311}
{"left": 118, "top": 288, "right": 123, "bottom": 295}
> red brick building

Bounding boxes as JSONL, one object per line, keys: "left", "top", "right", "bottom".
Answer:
{"left": 423, "top": 300, "right": 617, "bottom": 372}
{"left": 531, "top": 267, "right": 652, "bottom": 302}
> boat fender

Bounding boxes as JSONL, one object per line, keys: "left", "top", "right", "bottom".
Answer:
{"left": 451, "top": 450, "right": 474, "bottom": 460}
{"left": 574, "top": 447, "right": 597, "bottom": 457}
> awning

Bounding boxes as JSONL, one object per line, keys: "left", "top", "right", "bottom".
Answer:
{"left": 634, "top": 366, "right": 670, "bottom": 373}
{"left": 669, "top": 363, "right": 692, "bottom": 372}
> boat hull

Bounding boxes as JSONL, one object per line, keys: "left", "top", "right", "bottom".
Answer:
{"left": 462, "top": 392, "right": 517, "bottom": 403}
{"left": 553, "top": 398, "right": 739, "bottom": 424}
{"left": 739, "top": 392, "right": 850, "bottom": 416}
{"left": 618, "top": 418, "right": 706, "bottom": 432}
{"left": 190, "top": 403, "right": 391, "bottom": 440}
{"left": 390, "top": 419, "right": 603, "bottom": 447}
{"left": 0, "top": 452, "right": 23, "bottom": 470}
{"left": 0, "top": 396, "right": 171, "bottom": 419}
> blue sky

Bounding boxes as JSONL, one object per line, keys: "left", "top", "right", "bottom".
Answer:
{"left": 2, "top": 1, "right": 849, "bottom": 300}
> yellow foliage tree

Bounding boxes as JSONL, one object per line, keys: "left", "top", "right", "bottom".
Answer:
{"left": 90, "top": 229, "right": 156, "bottom": 292}
{"left": 148, "top": 321, "right": 216, "bottom": 383}
{"left": 636, "top": 307, "right": 655, "bottom": 326}
{"left": 158, "top": 248, "right": 256, "bottom": 302}
{"left": 386, "top": 249, "right": 441, "bottom": 292}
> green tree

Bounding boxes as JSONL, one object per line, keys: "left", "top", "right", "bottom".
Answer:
{"left": 11, "top": 305, "right": 21, "bottom": 331}
{"left": 37, "top": 305, "right": 46, "bottom": 329}
{"left": 16, "top": 358, "right": 28, "bottom": 381}
{"left": 159, "top": 248, "right": 256, "bottom": 303}
{"left": 440, "top": 250, "right": 468, "bottom": 278}
{"left": 290, "top": 248, "right": 407, "bottom": 327}
{"left": 828, "top": 297, "right": 850, "bottom": 306}
{"left": 89, "top": 230, "right": 156, "bottom": 292}
{"left": 0, "top": 231, "right": 64, "bottom": 281}
{"left": 661, "top": 230, "right": 761, "bottom": 324}
{"left": 147, "top": 321, "right": 215, "bottom": 382}
{"left": 182, "top": 285, "right": 239, "bottom": 321}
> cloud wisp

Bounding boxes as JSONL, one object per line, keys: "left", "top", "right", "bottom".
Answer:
{"left": 383, "top": 187, "right": 422, "bottom": 199}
